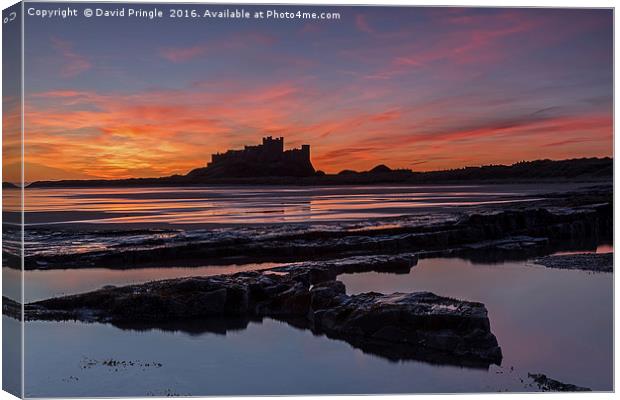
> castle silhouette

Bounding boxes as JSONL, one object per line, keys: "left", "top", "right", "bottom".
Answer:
{"left": 187, "top": 137, "right": 316, "bottom": 179}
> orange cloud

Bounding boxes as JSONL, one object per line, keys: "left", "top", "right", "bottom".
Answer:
{"left": 23, "top": 67, "right": 612, "bottom": 180}
{"left": 2, "top": 96, "right": 22, "bottom": 183}
{"left": 24, "top": 82, "right": 308, "bottom": 179}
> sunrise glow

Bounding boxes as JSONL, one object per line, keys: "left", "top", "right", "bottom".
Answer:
{"left": 20, "top": 7, "right": 612, "bottom": 181}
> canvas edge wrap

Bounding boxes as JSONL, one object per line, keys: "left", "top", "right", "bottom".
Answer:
{"left": 2, "top": 1, "right": 24, "bottom": 398}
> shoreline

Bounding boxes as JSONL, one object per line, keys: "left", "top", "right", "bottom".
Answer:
{"left": 9, "top": 176, "right": 612, "bottom": 190}
{"left": 15, "top": 156, "right": 612, "bottom": 189}
{"left": 2, "top": 181, "right": 609, "bottom": 231}
{"left": 4, "top": 184, "right": 612, "bottom": 387}
{"left": 12, "top": 186, "right": 611, "bottom": 270}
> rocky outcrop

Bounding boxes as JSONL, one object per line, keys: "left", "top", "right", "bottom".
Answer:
{"left": 272, "top": 253, "right": 419, "bottom": 283}
{"left": 528, "top": 373, "right": 591, "bottom": 392}
{"left": 311, "top": 290, "right": 502, "bottom": 364}
{"left": 533, "top": 253, "right": 613, "bottom": 273}
{"left": 23, "top": 258, "right": 502, "bottom": 368}
{"left": 21, "top": 200, "right": 612, "bottom": 270}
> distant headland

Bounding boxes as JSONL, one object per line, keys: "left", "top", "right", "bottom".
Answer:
{"left": 17, "top": 137, "right": 612, "bottom": 188}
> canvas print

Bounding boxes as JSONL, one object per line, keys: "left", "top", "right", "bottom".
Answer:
{"left": 2, "top": 1, "right": 613, "bottom": 397}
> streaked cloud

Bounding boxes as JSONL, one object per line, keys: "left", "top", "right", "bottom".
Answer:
{"left": 50, "top": 37, "right": 92, "bottom": 77}
{"left": 160, "top": 45, "right": 208, "bottom": 63}
{"left": 23, "top": 7, "right": 612, "bottom": 179}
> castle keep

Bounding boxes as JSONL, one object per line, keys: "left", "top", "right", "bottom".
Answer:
{"left": 189, "top": 137, "right": 315, "bottom": 179}
{"left": 209, "top": 137, "right": 311, "bottom": 168}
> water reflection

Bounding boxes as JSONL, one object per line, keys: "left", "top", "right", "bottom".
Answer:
{"left": 105, "top": 313, "right": 497, "bottom": 370}
{"left": 17, "top": 184, "right": 564, "bottom": 226}
{"left": 24, "top": 316, "right": 516, "bottom": 397}
{"left": 10, "top": 183, "right": 614, "bottom": 395}
{"left": 16, "top": 242, "right": 613, "bottom": 303}
{"left": 22, "top": 251, "right": 612, "bottom": 396}
{"left": 340, "top": 255, "right": 613, "bottom": 391}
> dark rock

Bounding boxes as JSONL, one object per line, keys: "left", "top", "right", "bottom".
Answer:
{"left": 23, "top": 262, "right": 502, "bottom": 367}
{"left": 258, "top": 281, "right": 311, "bottom": 316}
{"left": 312, "top": 291, "right": 502, "bottom": 364}
{"left": 224, "top": 285, "right": 250, "bottom": 313}
{"left": 462, "top": 236, "right": 548, "bottom": 251}
{"left": 528, "top": 373, "right": 591, "bottom": 392}
{"left": 21, "top": 199, "right": 611, "bottom": 270}
{"left": 274, "top": 253, "right": 419, "bottom": 283}
{"left": 533, "top": 253, "right": 613, "bottom": 273}
{"left": 310, "top": 281, "right": 347, "bottom": 310}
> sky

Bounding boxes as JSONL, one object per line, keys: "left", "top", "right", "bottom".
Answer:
{"left": 17, "top": 4, "right": 613, "bottom": 180}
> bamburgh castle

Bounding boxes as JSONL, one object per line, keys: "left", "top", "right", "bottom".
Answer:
{"left": 209, "top": 137, "right": 311, "bottom": 168}
{"left": 188, "top": 137, "right": 316, "bottom": 179}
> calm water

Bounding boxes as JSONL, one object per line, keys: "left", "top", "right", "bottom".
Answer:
{"left": 340, "top": 255, "right": 613, "bottom": 392}
{"left": 19, "top": 316, "right": 525, "bottom": 397}
{"left": 7, "top": 182, "right": 589, "bottom": 261}
{"left": 17, "top": 184, "right": 560, "bottom": 226}
{"left": 6, "top": 183, "right": 613, "bottom": 395}
{"left": 4, "top": 245, "right": 612, "bottom": 303}
{"left": 18, "top": 251, "right": 612, "bottom": 396}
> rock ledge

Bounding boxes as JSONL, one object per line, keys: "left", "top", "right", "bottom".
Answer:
{"left": 24, "top": 258, "right": 502, "bottom": 367}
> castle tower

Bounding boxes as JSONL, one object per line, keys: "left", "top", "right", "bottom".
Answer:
{"left": 262, "top": 136, "right": 284, "bottom": 153}
{"left": 301, "top": 145, "right": 310, "bottom": 162}
{"left": 201, "top": 137, "right": 315, "bottom": 178}
{"left": 260, "top": 136, "right": 284, "bottom": 161}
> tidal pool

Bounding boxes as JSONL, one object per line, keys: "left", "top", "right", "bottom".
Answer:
{"left": 21, "top": 252, "right": 612, "bottom": 397}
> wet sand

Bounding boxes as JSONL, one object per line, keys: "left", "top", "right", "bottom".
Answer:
{"left": 8, "top": 182, "right": 602, "bottom": 230}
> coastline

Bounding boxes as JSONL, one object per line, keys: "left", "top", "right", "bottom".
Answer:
{"left": 18, "top": 157, "right": 612, "bottom": 189}
{"left": 7, "top": 182, "right": 610, "bottom": 271}
{"left": 3, "top": 179, "right": 613, "bottom": 393}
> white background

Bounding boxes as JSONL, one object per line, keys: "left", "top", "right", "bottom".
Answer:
{"left": 0, "top": 0, "right": 616, "bottom": 399}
